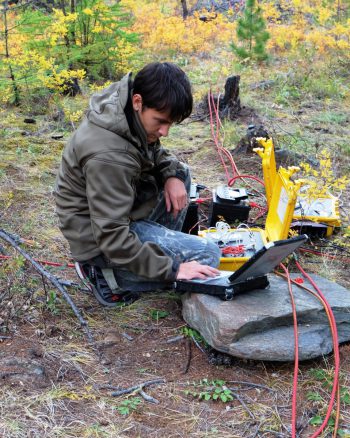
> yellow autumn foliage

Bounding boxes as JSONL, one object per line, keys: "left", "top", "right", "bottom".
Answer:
{"left": 121, "top": 1, "right": 236, "bottom": 55}
{"left": 119, "top": 0, "right": 350, "bottom": 59}
{"left": 299, "top": 150, "right": 350, "bottom": 200}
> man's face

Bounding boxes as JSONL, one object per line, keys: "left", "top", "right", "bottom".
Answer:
{"left": 132, "top": 94, "right": 173, "bottom": 143}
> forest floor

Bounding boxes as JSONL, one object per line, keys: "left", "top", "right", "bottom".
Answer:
{"left": 1, "top": 56, "right": 350, "bottom": 437}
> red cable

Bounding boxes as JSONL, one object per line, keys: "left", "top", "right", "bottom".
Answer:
{"left": 275, "top": 270, "right": 341, "bottom": 437}
{"left": 221, "top": 245, "right": 245, "bottom": 255}
{"left": 210, "top": 92, "right": 240, "bottom": 178}
{"left": 207, "top": 91, "right": 266, "bottom": 202}
{"left": 228, "top": 174, "right": 265, "bottom": 187}
{"left": 208, "top": 92, "right": 231, "bottom": 183}
{"left": 299, "top": 247, "right": 350, "bottom": 263}
{"left": 0, "top": 254, "right": 75, "bottom": 268}
{"left": 280, "top": 263, "right": 299, "bottom": 437}
{"left": 295, "top": 261, "right": 340, "bottom": 438}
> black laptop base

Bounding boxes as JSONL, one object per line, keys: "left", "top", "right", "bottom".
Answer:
{"left": 176, "top": 275, "right": 269, "bottom": 301}
{"left": 175, "top": 234, "right": 308, "bottom": 301}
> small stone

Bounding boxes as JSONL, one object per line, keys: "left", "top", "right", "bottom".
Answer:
{"left": 1, "top": 357, "right": 47, "bottom": 385}
{"left": 97, "top": 332, "right": 121, "bottom": 348}
{"left": 23, "top": 118, "right": 36, "bottom": 124}
{"left": 51, "top": 133, "right": 64, "bottom": 139}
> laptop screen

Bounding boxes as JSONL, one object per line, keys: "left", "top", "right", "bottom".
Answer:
{"left": 228, "top": 234, "right": 308, "bottom": 284}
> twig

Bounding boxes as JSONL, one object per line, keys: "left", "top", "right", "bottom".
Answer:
{"left": 58, "top": 279, "right": 90, "bottom": 292}
{"left": 41, "top": 273, "right": 48, "bottom": 300}
{"left": 121, "top": 332, "right": 134, "bottom": 341}
{"left": 139, "top": 389, "right": 159, "bottom": 404}
{"left": 190, "top": 334, "right": 206, "bottom": 355}
{"left": 164, "top": 335, "right": 184, "bottom": 344}
{"left": 183, "top": 338, "right": 192, "bottom": 374}
{"left": 187, "top": 114, "right": 209, "bottom": 123}
{"left": 232, "top": 391, "right": 256, "bottom": 420}
{"left": 121, "top": 324, "right": 154, "bottom": 332}
{"left": 110, "top": 378, "right": 165, "bottom": 398}
{"left": 228, "top": 380, "right": 275, "bottom": 392}
{"left": 0, "top": 229, "right": 95, "bottom": 347}
{"left": 252, "top": 422, "right": 264, "bottom": 438}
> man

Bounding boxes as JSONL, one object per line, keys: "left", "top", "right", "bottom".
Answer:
{"left": 54, "top": 62, "right": 221, "bottom": 307}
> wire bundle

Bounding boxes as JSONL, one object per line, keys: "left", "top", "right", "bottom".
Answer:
{"left": 278, "top": 259, "right": 341, "bottom": 438}
{"left": 207, "top": 90, "right": 267, "bottom": 221}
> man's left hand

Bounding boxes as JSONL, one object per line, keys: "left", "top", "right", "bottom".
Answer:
{"left": 164, "top": 177, "right": 188, "bottom": 218}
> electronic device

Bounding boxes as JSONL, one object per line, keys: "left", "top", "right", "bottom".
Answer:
{"left": 202, "top": 166, "right": 302, "bottom": 271}
{"left": 208, "top": 185, "right": 250, "bottom": 227}
{"left": 175, "top": 235, "right": 308, "bottom": 300}
{"left": 216, "top": 186, "right": 248, "bottom": 204}
{"left": 290, "top": 220, "right": 328, "bottom": 237}
{"left": 182, "top": 183, "right": 200, "bottom": 235}
{"left": 189, "top": 183, "right": 199, "bottom": 200}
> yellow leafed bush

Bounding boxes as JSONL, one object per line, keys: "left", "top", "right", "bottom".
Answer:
{"left": 122, "top": 1, "right": 236, "bottom": 55}
{"left": 299, "top": 150, "right": 350, "bottom": 200}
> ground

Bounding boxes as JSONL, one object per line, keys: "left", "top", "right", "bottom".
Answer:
{"left": 1, "top": 67, "right": 350, "bottom": 437}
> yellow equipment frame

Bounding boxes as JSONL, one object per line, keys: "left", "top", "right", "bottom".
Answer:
{"left": 254, "top": 138, "right": 341, "bottom": 236}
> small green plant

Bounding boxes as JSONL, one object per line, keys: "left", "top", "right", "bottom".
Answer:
{"left": 184, "top": 379, "right": 234, "bottom": 403}
{"left": 115, "top": 397, "right": 142, "bottom": 415}
{"left": 307, "top": 368, "right": 350, "bottom": 434}
{"left": 180, "top": 326, "right": 207, "bottom": 345}
{"left": 149, "top": 309, "right": 169, "bottom": 321}
{"left": 46, "top": 290, "right": 60, "bottom": 315}
{"left": 306, "top": 391, "right": 323, "bottom": 402}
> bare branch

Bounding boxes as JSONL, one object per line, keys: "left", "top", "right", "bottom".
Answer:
{"left": 110, "top": 378, "right": 166, "bottom": 397}
{"left": 0, "top": 228, "right": 95, "bottom": 347}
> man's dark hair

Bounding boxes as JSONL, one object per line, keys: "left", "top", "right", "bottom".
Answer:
{"left": 133, "top": 62, "right": 193, "bottom": 123}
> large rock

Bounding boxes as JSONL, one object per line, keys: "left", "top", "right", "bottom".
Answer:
{"left": 182, "top": 274, "right": 350, "bottom": 361}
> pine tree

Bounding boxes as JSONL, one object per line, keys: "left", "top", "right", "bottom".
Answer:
{"left": 231, "top": 0, "right": 270, "bottom": 62}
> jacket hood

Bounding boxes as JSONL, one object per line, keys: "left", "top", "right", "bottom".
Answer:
{"left": 87, "top": 73, "right": 146, "bottom": 146}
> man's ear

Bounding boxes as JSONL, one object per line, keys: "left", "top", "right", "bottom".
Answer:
{"left": 132, "top": 94, "right": 143, "bottom": 112}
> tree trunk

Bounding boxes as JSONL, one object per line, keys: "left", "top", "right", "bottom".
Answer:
{"left": 3, "top": 1, "right": 20, "bottom": 105}
{"left": 180, "top": 0, "right": 189, "bottom": 19}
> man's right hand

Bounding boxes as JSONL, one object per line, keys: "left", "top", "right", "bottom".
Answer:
{"left": 176, "top": 261, "right": 220, "bottom": 280}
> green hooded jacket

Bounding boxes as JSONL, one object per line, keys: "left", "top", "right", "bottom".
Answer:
{"left": 54, "top": 73, "right": 186, "bottom": 281}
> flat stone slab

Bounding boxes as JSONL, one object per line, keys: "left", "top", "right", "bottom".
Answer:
{"left": 182, "top": 274, "right": 350, "bottom": 361}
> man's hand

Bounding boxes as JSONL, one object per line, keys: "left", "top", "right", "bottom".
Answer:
{"left": 176, "top": 261, "right": 221, "bottom": 280}
{"left": 164, "top": 177, "right": 187, "bottom": 218}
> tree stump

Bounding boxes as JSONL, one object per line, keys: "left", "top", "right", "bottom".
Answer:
{"left": 219, "top": 75, "right": 241, "bottom": 119}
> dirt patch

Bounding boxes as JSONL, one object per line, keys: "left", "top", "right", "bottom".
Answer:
{"left": 1, "top": 291, "right": 350, "bottom": 437}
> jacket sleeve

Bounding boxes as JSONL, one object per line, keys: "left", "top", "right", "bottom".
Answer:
{"left": 83, "top": 151, "right": 178, "bottom": 281}
{"left": 153, "top": 143, "right": 187, "bottom": 183}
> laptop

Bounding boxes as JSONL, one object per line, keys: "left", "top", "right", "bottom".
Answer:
{"left": 175, "top": 234, "right": 308, "bottom": 300}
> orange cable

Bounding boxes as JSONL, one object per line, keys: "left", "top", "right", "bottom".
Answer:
{"left": 279, "top": 264, "right": 299, "bottom": 437}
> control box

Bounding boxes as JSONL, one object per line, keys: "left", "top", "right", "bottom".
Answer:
{"left": 208, "top": 186, "right": 250, "bottom": 227}
{"left": 201, "top": 166, "right": 302, "bottom": 271}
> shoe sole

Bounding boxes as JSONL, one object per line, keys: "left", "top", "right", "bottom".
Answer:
{"left": 74, "top": 262, "right": 126, "bottom": 308}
